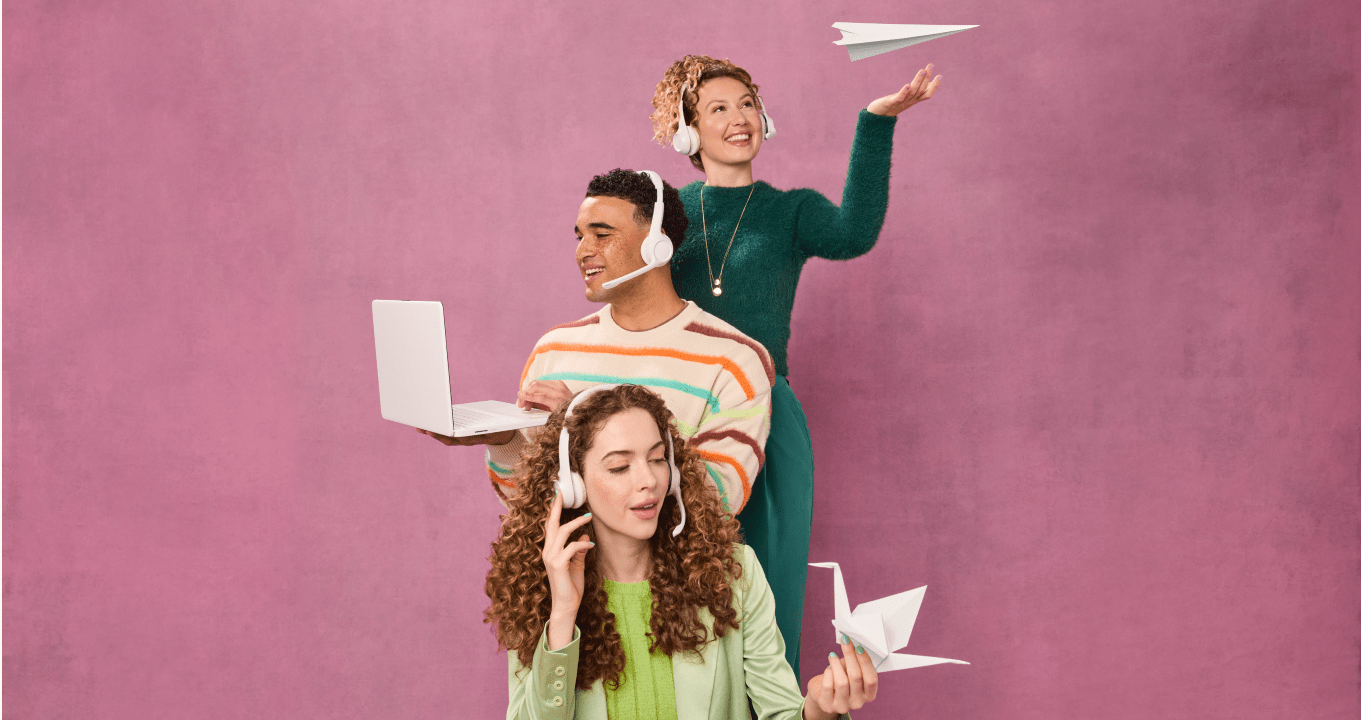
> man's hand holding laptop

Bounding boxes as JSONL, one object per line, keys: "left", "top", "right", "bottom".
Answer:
{"left": 414, "top": 428, "right": 517, "bottom": 446}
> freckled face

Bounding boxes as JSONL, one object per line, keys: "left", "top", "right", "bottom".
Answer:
{"left": 580, "top": 408, "right": 671, "bottom": 543}
{"left": 574, "top": 196, "right": 649, "bottom": 303}
{"left": 692, "top": 76, "right": 765, "bottom": 171}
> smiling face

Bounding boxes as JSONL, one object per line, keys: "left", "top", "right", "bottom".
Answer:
{"left": 580, "top": 407, "right": 671, "bottom": 544}
{"left": 574, "top": 195, "right": 650, "bottom": 303}
{"left": 692, "top": 76, "right": 765, "bottom": 172}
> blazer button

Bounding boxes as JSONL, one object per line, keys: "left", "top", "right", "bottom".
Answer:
{"left": 554, "top": 666, "right": 565, "bottom": 677}
{"left": 553, "top": 680, "right": 564, "bottom": 690}
{"left": 552, "top": 696, "right": 564, "bottom": 707}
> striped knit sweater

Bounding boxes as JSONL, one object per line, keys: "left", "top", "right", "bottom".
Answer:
{"left": 486, "top": 301, "right": 773, "bottom": 514}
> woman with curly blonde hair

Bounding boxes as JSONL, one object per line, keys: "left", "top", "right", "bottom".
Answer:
{"left": 648, "top": 55, "right": 942, "bottom": 679}
{"left": 486, "top": 384, "right": 878, "bottom": 719}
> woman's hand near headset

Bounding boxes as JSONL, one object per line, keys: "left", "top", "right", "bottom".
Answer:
{"left": 543, "top": 490, "right": 595, "bottom": 650}
{"left": 867, "top": 64, "right": 941, "bottom": 117}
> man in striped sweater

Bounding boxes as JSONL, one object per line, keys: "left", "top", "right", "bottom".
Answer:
{"left": 424, "top": 169, "right": 773, "bottom": 516}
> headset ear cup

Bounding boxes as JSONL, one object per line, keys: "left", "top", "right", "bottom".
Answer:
{"left": 555, "top": 465, "right": 584, "bottom": 508}
{"left": 639, "top": 234, "right": 656, "bottom": 265}
{"left": 570, "top": 472, "right": 586, "bottom": 509}
{"left": 557, "top": 463, "right": 582, "bottom": 508}
{"left": 639, "top": 232, "right": 671, "bottom": 266}
{"left": 671, "top": 128, "right": 688, "bottom": 154}
{"left": 673, "top": 125, "right": 700, "bottom": 155}
{"left": 666, "top": 428, "right": 686, "bottom": 537}
{"left": 673, "top": 83, "right": 700, "bottom": 156}
{"left": 758, "top": 96, "right": 776, "bottom": 140}
{"left": 654, "top": 233, "right": 673, "bottom": 263}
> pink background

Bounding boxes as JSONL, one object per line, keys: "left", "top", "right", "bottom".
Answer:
{"left": 5, "top": 0, "right": 1358, "bottom": 717}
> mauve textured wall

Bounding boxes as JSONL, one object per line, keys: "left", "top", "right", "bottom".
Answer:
{"left": 5, "top": 0, "right": 1358, "bottom": 717}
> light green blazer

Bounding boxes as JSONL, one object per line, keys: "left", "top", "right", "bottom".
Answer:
{"left": 507, "top": 545, "right": 843, "bottom": 720}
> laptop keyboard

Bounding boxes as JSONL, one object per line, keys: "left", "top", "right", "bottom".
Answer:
{"left": 451, "top": 404, "right": 515, "bottom": 427}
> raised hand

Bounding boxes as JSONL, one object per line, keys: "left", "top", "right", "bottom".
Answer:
{"left": 542, "top": 490, "right": 596, "bottom": 650}
{"left": 802, "top": 635, "right": 880, "bottom": 720}
{"left": 866, "top": 64, "right": 941, "bottom": 117}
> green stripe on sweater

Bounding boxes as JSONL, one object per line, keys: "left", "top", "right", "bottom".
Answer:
{"left": 537, "top": 372, "right": 722, "bottom": 410}
{"left": 705, "top": 463, "right": 732, "bottom": 513}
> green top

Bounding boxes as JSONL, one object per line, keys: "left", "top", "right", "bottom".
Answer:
{"left": 602, "top": 579, "right": 678, "bottom": 720}
{"left": 671, "top": 109, "right": 898, "bottom": 377}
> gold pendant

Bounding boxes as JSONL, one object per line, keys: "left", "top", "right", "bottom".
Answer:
{"left": 712, "top": 286, "right": 723, "bottom": 296}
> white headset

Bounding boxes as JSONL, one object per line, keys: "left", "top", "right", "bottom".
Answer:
{"left": 600, "top": 170, "right": 674, "bottom": 290}
{"left": 671, "top": 81, "right": 776, "bottom": 157}
{"left": 556, "top": 384, "right": 687, "bottom": 537}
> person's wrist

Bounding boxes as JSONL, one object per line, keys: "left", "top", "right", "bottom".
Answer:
{"left": 546, "top": 612, "right": 577, "bottom": 651}
{"left": 801, "top": 699, "right": 833, "bottom": 720}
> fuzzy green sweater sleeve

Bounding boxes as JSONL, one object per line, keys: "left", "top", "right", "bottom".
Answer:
{"left": 603, "top": 580, "right": 678, "bottom": 720}
{"left": 791, "top": 109, "right": 897, "bottom": 259}
{"left": 672, "top": 110, "right": 897, "bottom": 376}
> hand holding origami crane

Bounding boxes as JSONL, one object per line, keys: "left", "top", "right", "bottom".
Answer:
{"left": 809, "top": 562, "right": 969, "bottom": 672}
{"left": 833, "top": 22, "right": 978, "bottom": 61}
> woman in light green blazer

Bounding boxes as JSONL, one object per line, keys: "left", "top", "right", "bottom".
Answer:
{"left": 485, "top": 385, "right": 880, "bottom": 720}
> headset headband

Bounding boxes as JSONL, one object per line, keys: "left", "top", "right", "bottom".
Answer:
{"left": 639, "top": 170, "right": 665, "bottom": 238}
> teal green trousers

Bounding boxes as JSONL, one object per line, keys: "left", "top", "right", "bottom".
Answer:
{"left": 737, "top": 376, "right": 814, "bottom": 682}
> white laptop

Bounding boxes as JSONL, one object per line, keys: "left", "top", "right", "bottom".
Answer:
{"left": 372, "top": 300, "right": 550, "bottom": 437}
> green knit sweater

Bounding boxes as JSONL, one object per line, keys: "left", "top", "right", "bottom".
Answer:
{"left": 672, "top": 109, "right": 897, "bottom": 377}
{"left": 602, "top": 579, "right": 678, "bottom": 720}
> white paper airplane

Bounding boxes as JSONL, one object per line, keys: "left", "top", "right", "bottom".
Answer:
{"left": 809, "top": 562, "right": 969, "bottom": 671}
{"left": 832, "top": 22, "right": 978, "bottom": 61}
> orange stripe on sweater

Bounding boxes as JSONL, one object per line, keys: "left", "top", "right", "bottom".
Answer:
{"left": 694, "top": 448, "right": 752, "bottom": 514}
{"left": 488, "top": 467, "right": 516, "bottom": 490}
{"left": 519, "top": 343, "right": 756, "bottom": 399}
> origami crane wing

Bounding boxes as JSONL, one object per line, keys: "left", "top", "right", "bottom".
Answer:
{"left": 854, "top": 586, "right": 926, "bottom": 651}
{"left": 810, "top": 562, "right": 969, "bottom": 672}
{"left": 832, "top": 22, "right": 978, "bottom": 61}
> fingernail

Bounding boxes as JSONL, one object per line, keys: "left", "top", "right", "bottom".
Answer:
{"left": 828, "top": 652, "right": 838, "bottom": 659}
{"left": 856, "top": 645, "right": 866, "bottom": 655}
{"left": 583, "top": 512, "right": 593, "bottom": 518}
{"left": 839, "top": 633, "right": 849, "bottom": 643}
{"left": 553, "top": 489, "right": 559, "bottom": 499}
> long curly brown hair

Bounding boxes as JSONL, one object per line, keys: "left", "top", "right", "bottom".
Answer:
{"left": 649, "top": 55, "right": 762, "bottom": 171}
{"left": 484, "top": 385, "right": 745, "bottom": 690}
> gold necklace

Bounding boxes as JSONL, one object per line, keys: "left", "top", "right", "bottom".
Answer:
{"left": 699, "top": 183, "right": 756, "bottom": 297}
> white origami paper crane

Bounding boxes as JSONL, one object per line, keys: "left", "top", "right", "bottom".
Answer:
{"left": 832, "top": 22, "right": 978, "bottom": 61}
{"left": 809, "top": 562, "right": 969, "bottom": 671}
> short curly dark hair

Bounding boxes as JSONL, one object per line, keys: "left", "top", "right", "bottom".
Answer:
{"left": 585, "top": 169, "right": 688, "bottom": 251}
